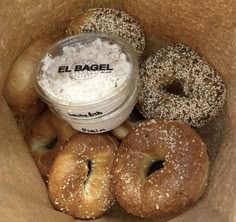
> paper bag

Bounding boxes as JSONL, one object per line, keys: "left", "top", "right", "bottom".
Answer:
{"left": 0, "top": 0, "right": 235, "bottom": 221}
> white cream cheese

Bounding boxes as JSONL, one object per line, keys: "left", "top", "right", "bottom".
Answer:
{"left": 38, "top": 38, "right": 131, "bottom": 104}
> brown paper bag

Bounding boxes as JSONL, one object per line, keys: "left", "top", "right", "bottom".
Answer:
{"left": 0, "top": 0, "right": 235, "bottom": 221}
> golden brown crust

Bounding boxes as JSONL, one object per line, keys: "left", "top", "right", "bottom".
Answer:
{"left": 27, "top": 110, "right": 76, "bottom": 182}
{"left": 112, "top": 119, "right": 209, "bottom": 218}
{"left": 4, "top": 38, "right": 53, "bottom": 115}
{"left": 48, "top": 133, "right": 118, "bottom": 219}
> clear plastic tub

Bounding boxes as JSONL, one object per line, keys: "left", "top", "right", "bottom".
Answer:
{"left": 53, "top": 73, "right": 140, "bottom": 133}
{"left": 35, "top": 33, "right": 140, "bottom": 133}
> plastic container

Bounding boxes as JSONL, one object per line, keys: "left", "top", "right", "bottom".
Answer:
{"left": 35, "top": 33, "right": 140, "bottom": 133}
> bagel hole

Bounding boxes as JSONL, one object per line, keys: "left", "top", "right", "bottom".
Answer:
{"left": 163, "top": 80, "right": 186, "bottom": 97}
{"left": 45, "top": 137, "right": 57, "bottom": 150}
{"left": 146, "top": 160, "right": 165, "bottom": 177}
{"left": 84, "top": 160, "right": 92, "bottom": 186}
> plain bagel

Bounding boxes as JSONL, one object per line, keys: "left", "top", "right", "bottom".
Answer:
{"left": 4, "top": 38, "right": 53, "bottom": 115}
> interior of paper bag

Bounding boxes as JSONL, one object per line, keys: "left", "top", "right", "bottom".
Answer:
{"left": 0, "top": 0, "right": 235, "bottom": 221}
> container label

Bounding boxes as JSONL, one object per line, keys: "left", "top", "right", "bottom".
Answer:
{"left": 58, "top": 60, "right": 113, "bottom": 80}
{"left": 68, "top": 111, "right": 103, "bottom": 118}
{"left": 81, "top": 128, "right": 107, "bottom": 133}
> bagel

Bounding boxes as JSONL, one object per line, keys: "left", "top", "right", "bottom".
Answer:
{"left": 27, "top": 110, "right": 76, "bottom": 182}
{"left": 4, "top": 38, "right": 53, "bottom": 115}
{"left": 112, "top": 119, "right": 209, "bottom": 218}
{"left": 138, "top": 44, "right": 226, "bottom": 128}
{"left": 66, "top": 8, "right": 145, "bottom": 57}
{"left": 111, "top": 119, "right": 143, "bottom": 141}
{"left": 48, "top": 133, "right": 118, "bottom": 219}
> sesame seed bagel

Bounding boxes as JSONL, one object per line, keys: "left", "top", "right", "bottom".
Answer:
{"left": 112, "top": 119, "right": 209, "bottom": 218}
{"left": 48, "top": 133, "right": 118, "bottom": 219}
{"left": 27, "top": 110, "right": 76, "bottom": 182}
{"left": 66, "top": 8, "right": 145, "bottom": 57}
{"left": 138, "top": 44, "right": 226, "bottom": 128}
